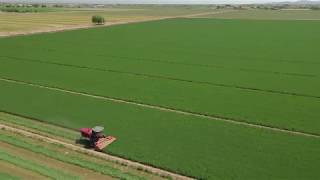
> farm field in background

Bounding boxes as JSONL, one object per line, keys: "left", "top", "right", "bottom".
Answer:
{"left": 0, "top": 5, "right": 215, "bottom": 36}
{"left": 1, "top": 17, "right": 320, "bottom": 179}
{"left": 197, "top": 9, "right": 320, "bottom": 20}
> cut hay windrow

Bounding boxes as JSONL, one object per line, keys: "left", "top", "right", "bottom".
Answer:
{"left": 0, "top": 133, "right": 145, "bottom": 180}
{"left": 0, "top": 149, "right": 80, "bottom": 180}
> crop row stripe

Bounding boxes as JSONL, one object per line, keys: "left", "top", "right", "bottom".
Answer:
{"left": 0, "top": 77, "right": 319, "bottom": 139}
{"left": 5, "top": 51, "right": 315, "bottom": 78}
{"left": 1, "top": 55, "right": 319, "bottom": 99}
{"left": 28, "top": 44, "right": 320, "bottom": 77}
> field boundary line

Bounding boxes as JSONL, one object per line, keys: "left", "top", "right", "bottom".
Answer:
{"left": 1, "top": 77, "right": 320, "bottom": 139}
{"left": 2, "top": 55, "right": 319, "bottom": 99}
{"left": 0, "top": 123, "right": 194, "bottom": 180}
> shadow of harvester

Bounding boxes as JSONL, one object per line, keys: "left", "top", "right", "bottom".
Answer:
{"left": 75, "top": 138, "right": 92, "bottom": 149}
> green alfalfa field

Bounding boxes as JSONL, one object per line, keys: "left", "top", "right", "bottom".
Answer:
{"left": 0, "top": 18, "right": 320, "bottom": 179}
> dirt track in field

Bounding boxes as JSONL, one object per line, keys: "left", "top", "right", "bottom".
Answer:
{"left": 1, "top": 77, "right": 319, "bottom": 139}
{"left": 0, "top": 123, "right": 193, "bottom": 180}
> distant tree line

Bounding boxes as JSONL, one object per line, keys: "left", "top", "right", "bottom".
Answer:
{"left": 311, "top": 6, "right": 320, "bottom": 10}
{"left": 0, "top": 4, "right": 50, "bottom": 13}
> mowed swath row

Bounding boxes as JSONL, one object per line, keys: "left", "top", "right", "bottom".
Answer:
{"left": 0, "top": 19, "right": 320, "bottom": 134}
{"left": 1, "top": 80, "right": 320, "bottom": 180}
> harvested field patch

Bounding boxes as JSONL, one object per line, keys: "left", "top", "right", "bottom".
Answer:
{"left": 0, "top": 127, "right": 167, "bottom": 180}
{"left": 0, "top": 142, "right": 110, "bottom": 180}
{"left": 0, "top": 161, "right": 42, "bottom": 180}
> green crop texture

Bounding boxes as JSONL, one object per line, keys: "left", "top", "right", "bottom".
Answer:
{"left": 0, "top": 149, "right": 80, "bottom": 179}
{"left": 1, "top": 81, "right": 320, "bottom": 179}
{"left": 1, "top": 18, "right": 320, "bottom": 179}
{"left": 0, "top": 132, "right": 144, "bottom": 180}
{"left": 1, "top": 19, "right": 320, "bottom": 134}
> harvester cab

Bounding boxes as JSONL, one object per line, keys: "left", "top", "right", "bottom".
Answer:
{"left": 80, "top": 126, "right": 116, "bottom": 151}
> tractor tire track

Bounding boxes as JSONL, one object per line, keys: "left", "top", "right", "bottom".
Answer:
{"left": 0, "top": 124, "right": 193, "bottom": 180}
{"left": 1, "top": 55, "right": 320, "bottom": 100}
{"left": 0, "top": 77, "right": 319, "bottom": 139}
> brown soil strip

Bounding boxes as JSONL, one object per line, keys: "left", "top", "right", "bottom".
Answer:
{"left": 0, "top": 160, "right": 49, "bottom": 180}
{"left": 1, "top": 77, "right": 319, "bottom": 139}
{"left": 0, "top": 124, "right": 193, "bottom": 180}
{"left": 0, "top": 141, "right": 113, "bottom": 180}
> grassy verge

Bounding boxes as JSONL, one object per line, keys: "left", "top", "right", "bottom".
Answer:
{"left": 0, "top": 149, "right": 79, "bottom": 179}
{"left": 0, "top": 132, "right": 145, "bottom": 180}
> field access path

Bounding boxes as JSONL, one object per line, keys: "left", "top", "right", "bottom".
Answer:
{"left": 1, "top": 76, "right": 319, "bottom": 139}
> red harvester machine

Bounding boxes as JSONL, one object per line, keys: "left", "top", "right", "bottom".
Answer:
{"left": 80, "top": 126, "right": 116, "bottom": 151}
